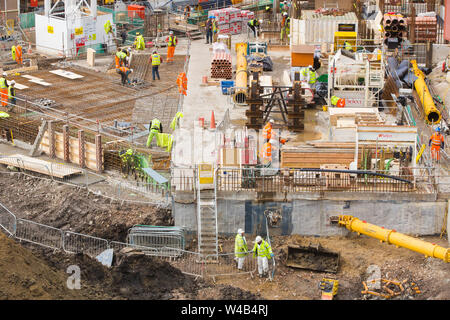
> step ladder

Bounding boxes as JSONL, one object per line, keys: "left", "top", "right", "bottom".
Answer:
{"left": 196, "top": 164, "right": 218, "bottom": 259}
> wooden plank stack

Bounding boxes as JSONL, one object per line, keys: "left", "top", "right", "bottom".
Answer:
{"left": 210, "top": 52, "right": 232, "bottom": 79}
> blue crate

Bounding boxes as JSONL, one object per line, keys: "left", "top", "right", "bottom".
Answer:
{"left": 221, "top": 80, "right": 235, "bottom": 95}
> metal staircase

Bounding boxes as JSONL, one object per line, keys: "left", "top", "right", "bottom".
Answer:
{"left": 196, "top": 165, "right": 218, "bottom": 258}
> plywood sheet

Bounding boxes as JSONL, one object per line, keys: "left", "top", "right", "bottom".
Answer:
{"left": 13, "top": 83, "right": 29, "bottom": 90}
{"left": 0, "top": 154, "right": 82, "bottom": 178}
{"left": 49, "top": 69, "right": 84, "bottom": 79}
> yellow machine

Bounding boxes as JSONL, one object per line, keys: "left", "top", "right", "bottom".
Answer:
{"left": 233, "top": 42, "right": 248, "bottom": 104}
{"left": 319, "top": 278, "right": 339, "bottom": 300}
{"left": 332, "top": 215, "right": 449, "bottom": 263}
{"left": 333, "top": 31, "right": 357, "bottom": 52}
{"left": 410, "top": 59, "right": 441, "bottom": 124}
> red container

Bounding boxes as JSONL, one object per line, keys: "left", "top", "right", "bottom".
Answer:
{"left": 128, "top": 5, "right": 145, "bottom": 20}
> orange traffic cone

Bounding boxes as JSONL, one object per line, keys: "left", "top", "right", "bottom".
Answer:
{"left": 210, "top": 111, "right": 216, "bottom": 129}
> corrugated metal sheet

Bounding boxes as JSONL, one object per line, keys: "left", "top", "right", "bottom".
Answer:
{"left": 292, "top": 12, "right": 358, "bottom": 44}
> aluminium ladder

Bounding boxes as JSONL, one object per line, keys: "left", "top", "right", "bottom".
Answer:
{"left": 196, "top": 164, "right": 218, "bottom": 259}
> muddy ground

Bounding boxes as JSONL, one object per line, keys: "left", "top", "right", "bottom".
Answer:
{"left": 0, "top": 172, "right": 448, "bottom": 300}
{"left": 215, "top": 234, "right": 450, "bottom": 300}
{"left": 0, "top": 233, "right": 260, "bottom": 300}
{"left": 0, "top": 173, "right": 172, "bottom": 241}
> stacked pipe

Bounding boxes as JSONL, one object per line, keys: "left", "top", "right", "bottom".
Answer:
{"left": 210, "top": 51, "right": 232, "bottom": 79}
{"left": 383, "top": 13, "right": 407, "bottom": 49}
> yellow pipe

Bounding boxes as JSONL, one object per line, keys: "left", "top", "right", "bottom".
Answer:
{"left": 233, "top": 42, "right": 248, "bottom": 104}
{"left": 410, "top": 60, "right": 441, "bottom": 124}
{"left": 337, "top": 215, "right": 449, "bottom": 263}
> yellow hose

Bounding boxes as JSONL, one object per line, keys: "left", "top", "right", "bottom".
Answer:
{"left": 233, "top": 42, "right": 248, "bottom": 104}
{"left": 337, "top": 215, "right": 449, "bottom": 262}
{"left": 411, "top": 60, "right": 441, "bottom": 124}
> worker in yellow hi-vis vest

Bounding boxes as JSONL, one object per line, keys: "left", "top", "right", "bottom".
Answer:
{"left": 147, "top": 118, "right": 162, "bottom": 148}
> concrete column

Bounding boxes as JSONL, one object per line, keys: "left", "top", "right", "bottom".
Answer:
{"left": 78, "top": 130, "right": 86, "bottom": 168}
{"left": 63, "top": 125, "right": 70, "bottom": 162}
{"left": 95, "top": 134, "right": 102, "bottom": 173}
{"left": 48, "top": 120, "right": 56, "bottom": 158}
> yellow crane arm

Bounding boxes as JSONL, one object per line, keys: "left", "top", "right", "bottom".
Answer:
{"left": 334, "top": 215, "right": 449, "bottom": 263}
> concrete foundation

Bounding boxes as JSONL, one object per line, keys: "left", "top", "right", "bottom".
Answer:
{"left": 174, "top": 196, "right": 447, "bottom": 238}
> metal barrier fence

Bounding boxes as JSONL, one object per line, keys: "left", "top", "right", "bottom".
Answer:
{"left": 172, "top": 166, "right": 440, "bottom": 194}
{"left": 0, "top": 200, "right": 259, "bottom": 279}
{"left": 127, "top": 225, "right": 185, "bottom": 254}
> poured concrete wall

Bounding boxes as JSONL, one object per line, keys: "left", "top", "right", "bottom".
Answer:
{"left": 174, "top": 198, "right": 447, "bottom": 237}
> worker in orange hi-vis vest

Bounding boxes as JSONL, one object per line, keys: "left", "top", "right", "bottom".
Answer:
{"left": 259, "top": 138, "right": 276, "bottom": 165}
{"left": 262, "top": 119, "right": 275, "bottom": 141}
{"left": 166, "top": 31, "right": 178, "bottom": 63}
{"left": 176, "top": 72, "right": 187, "bottom": 96}
{"left": 15, "top": 45, "right": 23, "bottom": 65}
{"left": 429, "top": 127, "right": 445, "bottom": 163}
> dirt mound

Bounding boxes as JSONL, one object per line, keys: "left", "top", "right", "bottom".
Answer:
{"left": 0, "top": 233, "right": 103, "bottom": 299}
{"left": 32, "top": 246, "right": 201, "bottom": 299}
{"left": 0, "top": 175, "right": 172, "bottom": 241}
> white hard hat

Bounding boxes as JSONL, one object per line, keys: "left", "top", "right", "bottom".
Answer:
{"left": 10, "top": 80, "right": 15, "bottom": 85}
{"left": 259, "top": 19, "right": 263, "bottom": 23}
{"left": 283, "top": 12, "right": 288, "bottom": 16}
{"left": 130, "top": 69, "right": 134, "bottom": 72}
{"left": 2, "top": 72, "right": 6, "bottom": 77}
{"left": 269, "top": 138, "right": 277, "bottom": 144}
{"left": 269, "top": 119, "right": 274, "bottom": 123}
{"left": 237, "top": 228, "right": 244, "bottom": 234}
{"left": 255, "top": 236, "right": 262, "bottom": 243}
{"left": 170, "top": 31, "right": 174, "bottom": 34}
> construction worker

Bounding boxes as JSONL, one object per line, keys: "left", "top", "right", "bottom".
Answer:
{"left": 147, "top": 118, "right": 162, "bottom": 148}
{"left": 115, "top": 49, "right": 127, "bottom": 68}
{"left": 170, "top": 111, "right": 184, "bottom": 130}
{"left": 120, "top": 29, "right": 128, "bottom": 45}
{"left": 429, "top": 127, "right": 445, "bottom": 163}
{"left": 116, "top": 66, "right": 133, "bottom": 85}
{"left": 280, "top": 12, "right": 290, "bottom": 42}
{"left": 259, "top": 138, "right": 276, "bottom": 164}
{"left": 252, "top": 235, "right": 274, "bottom": 278}
{"left": 183, "top": 5, "right": 191, "bottom": 18}
{"left": 205, "top": 16, "right": 216, "bottom": 44}
{"left": 176, "top": 72, "right": 188, "bottom": 96}
{"left": 262, "top": 119, "right": 275, "bottom": 141}
{"left": 151, "top": 49, "right": 162, "bottom": 81}
{"left": 234, "top": 228, "right": 248, "bottom": 270}
{"left": 0, "top": 72, "right": 8, "bottom": 108}
{"left": 247, "top": 18, "right": 260, "bottom": 38}
{"left": 166, "top": 31, "right": 178, "bottom": 63}
{"left": 134, "top": 32, "right": 145, "bottom": 50}
{"left": 15, "top": 45, "right": 23, "bottom": 65}
{"left": 7, "top": 80, "right": 16, "bottom": 111}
